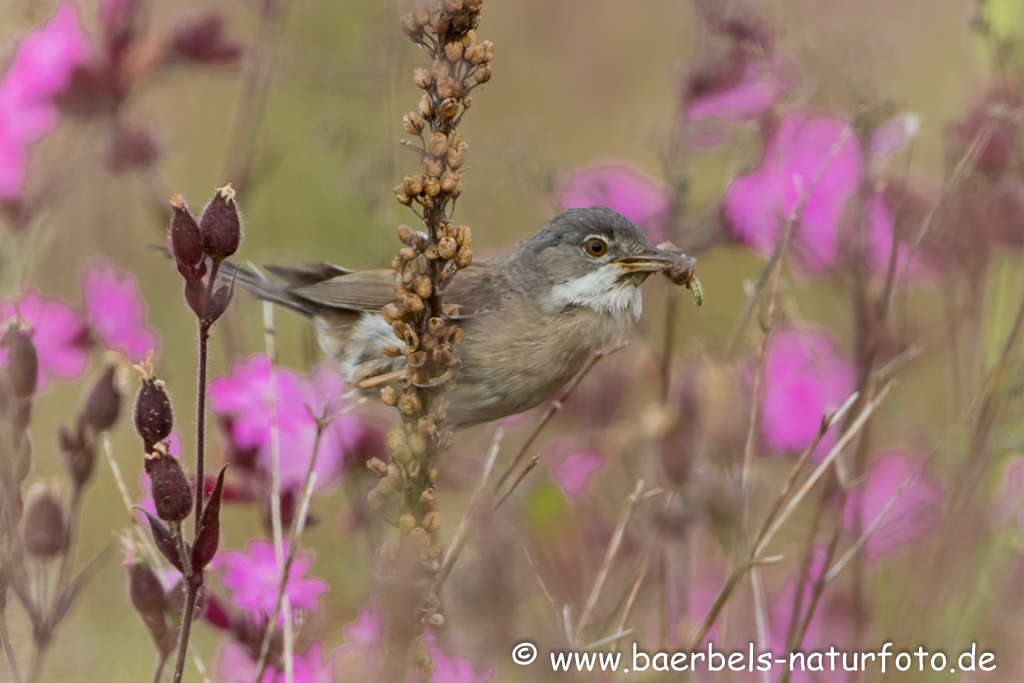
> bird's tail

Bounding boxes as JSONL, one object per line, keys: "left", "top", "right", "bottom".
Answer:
{"left": 220, "top": 261, "right": 318, "bottom": 318}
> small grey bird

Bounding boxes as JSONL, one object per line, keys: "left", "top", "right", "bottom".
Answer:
{"left": 230, "top": 207, "right": 700, "bottom": 428}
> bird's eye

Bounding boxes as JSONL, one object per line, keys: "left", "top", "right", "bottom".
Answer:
{"left": 583, "top": 237, "right": 609, "bottom": 257}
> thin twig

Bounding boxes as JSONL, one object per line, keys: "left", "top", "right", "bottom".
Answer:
{"left": 435, "top": 427, "right": 504, "bottom": 591}
{"left": 492, "top": 455, "right": 540, "bottom": 512}
{"left": 574, "top": 479, "right": 645, "bottom": 646}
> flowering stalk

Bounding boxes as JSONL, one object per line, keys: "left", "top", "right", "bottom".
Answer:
{"left": 365, "top": 1, "right": 491, "bottom": 680}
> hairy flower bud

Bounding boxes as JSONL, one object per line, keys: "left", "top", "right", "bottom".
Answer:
{"left": 84, "top": 365, "right": 122, "bottom": 433}
{"left": 60, "top": 423, "right": 96, "bottom": 489}
{"left": 21, "top": 485, "right": 67, "bottom": 558}
{"left": 134, "top": 378, "right": 173, "bottom": 454}
{"left": 145, "top": 449, "right": 193, "bottom": 523}
{"left": 169, "top": 195, "right": 203, "bottom": 273}
{"left": 3, "top": 330, "right": 38, "bottom": 399}
{"left": 127, "top": 560, "right": 168, "bottom": 625}
{"left": 199, "top": 184, "right": 242, "bottom": 262}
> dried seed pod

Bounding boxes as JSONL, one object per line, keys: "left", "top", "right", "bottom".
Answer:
{"left": 440, "top": 170, "right": 460, "bottom": 194}
{"left": 367, "top": 458, "right": 389, "bottom": 477}
{"left": 377, "top": 476, "right": 395, "bottom": 495}
{"left": 381, "top": 386, "right": 398, "bottom": 406}
{"left": 392, "top": 256, "right": 404, "bottom": 272}
{"left": 464, "top": 42, "right": 481, "bottom": 64}
{"left": 404, "top": 175, "right": 424, "bottom": 197}
{"left": 418, "top": 416, "right": 436, "bottom": 436}
{"left": 445, "top": 0, "right": 464, "bottom": 11}
{"left": 481, "top": 40, "right": 494, "bottom": 61}
{"left": 439, "top": 431, "right": 454, "bottom": 451}
{"left": 422, "top": 156, "right": 443, "bottom": 178}
{"left": 454, "top": 246, "right": 473, "bottom": 268}
{"left": 383, "top": 345, "right": 402, "bottom": 358}
{"left": 438, "top": 237, "right": 457, "bottom": 260}
{"left": 412, "top": 3, "right": 431, "bottom": 26}
{"left": 403, "top": 112, "right": 425, "bottom": 135}
{"left": 436, "top": 76, "right": 457, "bottom": 100}
{"left": 427, "top": 467, "right": 440, "bottom": 484}
{"left": 398, "top": 224, "right": 416, "bottom": 245}
{"left": 419, "top": 94, "right": 434, "bottom": 118}
{"left": 430, "top": 8, "right": 450, "bottom": 33}
{"left": 466, "top": 0, "right": 483, "bottom": 11}
{"left": 446, "top": 146, "right": 465, "bottom": 170}
{"left": 442, "top": 303, "right": 460, "bottom": 318}
{"left": 367, "top": 488, "right": 385, "bottom": 510}
{"left": 446, "top": 326, "right": 465, "bottom": 346}
{"left": 452, "top": 11, "right": 470, "bottom": 32}
{"left": 455, "top": 225, "right": 471, "bottom": 246}
{"left": 413, "top": 67, "right": 432, "bottom": 89}
{"left": 424, "top": 244, "right": 441, "bottom": 259}
{"left": 408, "top": 351, "right": 428, "bottom": 368}
{"left": 415, "top": 277, "right": 433, "bottom": 299}
{"left": 134, "top": 378, "right": 173, "bottom": 454}
{"left": 440, "top": 98, "right": 459, "bottom": 118}
{"left": 423, "top": 510, "right": 441, "bottom": 532}
{"left": 400, "top": 392, "right": 421, "bottom": 415}
{"left": 432, "top": 346, "right": 451, "bottom": 366}
{"left": 421, "top": 334, "right": 438, "bottom": 352}
{"left": 399, "top": 514, "right": 417, "bottom": 532}
{"left": 395, "top": 184, "right": 412, "bottom": 205}
{"left": 423, "top": 177, "right": 441, "bottom": 197}
{"left": 400, "top": 247, "right": 417, "bottom": 262}
{"left": 461, "top": 30, "right": 477, "bottom": 47}
{"left": 21, "top": 486, "right": 67, "bottom": 558}
{"left": 475, "top": 64, "right": 491, "bottom": 83}
{"left": 427, "top": 614, "right": 445, "bottom": 628}
{"left": 427, "top": 133, "right": 449, "bottom": 159}
{"left": 404, "top": 294, "right": 424, "bottom": 314}
{"left": 400, "top": 13, "right": 421, "bottom": 39}
{"left": 428, "top": 542, "right": 444, "bottom": 560}
{"left": 451, "top": 130, "right": 467, "bottom": 151}
{"left": 444, "top": 41, "right": 464, "bottom": 62}
{"left": 383, "top": 303, "right": 403, "bottom": 323}
{"left": 407, "top": 431, "right": 427, "bottom": 455}
{"left": 392, "top": 321, "right": 407, "bottom": 339}
{"left": 427, "top": 317, "right": 446, "bottom": 337}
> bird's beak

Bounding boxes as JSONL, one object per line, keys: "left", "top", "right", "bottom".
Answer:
{"left": 615, "top": 248, "right": 695, "bottom": 275}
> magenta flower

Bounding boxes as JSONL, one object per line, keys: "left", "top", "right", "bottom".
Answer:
{"left": 557, "top": 163, "right": 671, "bottom": 243}
{"left": 213, "top": 539, "right": 327, "bottom": 625}
{"left": 0, "top": 290, "right": 89, "bottom": 391}
{"left": 759, "top": 327, "right": 856, "bottom": 459}
{"left": 336, "top": 597, "right": 386, "bottom": 677}
{"left": 842, "top": 450, "right": 942, "bottom": 560}
{"left": 215, "top": 641, "right": 337, "bottom": 683}
{"left": 0, "top": 2, "right": 89, "bottom": 200}
{"left": 686, "top": 51, "right": 794, "bottom": 123}
{"left": 81, "top": 263, "right": 159, "bottom": 362}
{"left": 427, "top": 635, "right": 495, "bottom": 683}
{"left": 550, "top": 450, "right": 603, "bottom": 501}
{"left": 210, "top": 356, "right": 362, "bottom": 493}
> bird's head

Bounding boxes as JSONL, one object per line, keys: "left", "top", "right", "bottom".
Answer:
{"left": 514, "top": 207, "right": 696, "bottom": 322}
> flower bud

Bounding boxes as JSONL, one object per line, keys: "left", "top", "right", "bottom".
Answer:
{"left": 134, "top": 378, "right": 173, "bottom": 454}
{"left": 198, "top": 185, "right": 242, "bottom": 262}
{"left": 145, "top": 450, "right": 193, "bottom": 523}
{"left": 4, "top": 330, "right": 38, "bottom": 399}
{"left": 84, "top": 365, "right": 123, "bottom": 433}
{"left": 21, "top": 486, "right": 67, "bottom": 558}
{"left": 403, "top": 112, "right": 425, "bottom": 135}
{"left": 127, "top": 561, "right": 168, "bottom": 625}
{"left": 169, "top": 195, "right": 203, "bottom": 272}
{"left": 440, "top": 98, "right": 459, "bottom": 119}
{"left": 413, "top": 67, "right": 432, "bottom": 90}
{"left": 475, "top": 64, "right": 491, "bottom": 83}
{"left": 60, "top": 423, "right": 96, "bottom": 489}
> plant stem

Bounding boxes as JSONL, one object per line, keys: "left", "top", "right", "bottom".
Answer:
{"left": 171, "top": 581, "right": 198, "bottom": 683}
{"left": 0, "top": 608, "right": 21, "bottom": 683}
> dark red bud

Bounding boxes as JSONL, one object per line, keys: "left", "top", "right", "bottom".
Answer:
{"left": 107, "top": 124, "right": 159, "bottom": 174}
{"left": 145, "top": 451, "right": 193, "bottom": 523}
{"left": 203, "top": 282, "right": 234, "bottom": 325}
{"left": 21, "top": 488, "right": 67, "bottom": 558}
{"left": 201, "top": 584, "right": 231, "bottom": 629}
{"left": 3, "top": 330, "right": 38, "bottom": 399}
{"left": 198, "top": 185, "right": 241, "bottom": 262}
{"left": 59, "top": 422, "right": 96, "bottom": 489}
{"left": 134, "top": 378, "right": 173, "bottom": 453}
{"left": 184, "top": 278, "right": 206, "bottom": 319}
{"left": 169, "top": 195, "right": 204, "bottom": 273}
{"left": 84, "top": 365, "right": 122, "bottom": 433}
{"left": 171, "top": 13, "right": 243, "bottom": 64}
{"left": 127, "top": 561, "right": 168, "bottom": 621}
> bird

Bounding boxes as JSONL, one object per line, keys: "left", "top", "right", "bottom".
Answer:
{"left": 227, "top": 206, "right": 701, "bottom": 429}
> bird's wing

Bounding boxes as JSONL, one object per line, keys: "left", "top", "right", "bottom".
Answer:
{"left": 289, "top": 260, "right": 503, "bottom": 318}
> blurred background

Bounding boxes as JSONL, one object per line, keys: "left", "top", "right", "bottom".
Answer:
{"left": 2, "top": 0, "right": 1024, "bottom": 680}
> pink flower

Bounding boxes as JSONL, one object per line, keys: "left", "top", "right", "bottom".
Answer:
{"left": 557, "top": 163, "right": 671, "bottom": 243}
{"left": 336, "top": 597, "right": 386, "bottom": 676}
{"left": 210, "top": 357, "right": 363, "bottom": 493}
{"left": 550, "top": 450, "right": 603, "bottom": 501}
{"left": 686, "top": 50, "right": 794, "bottom": 122}
{"left": 0, "top": 290, "right": 88, "bottom": 391}
{"left": 0, "top": 2, "right": 89, "bottom": 200}
{"left": 842, "top": 451, "right": 942, "bottom": 560}
{"left": 427, "top": 635, "right": 494, "bottom": 683}
{"left": 759, "top": 327, "right": 856, "bottom": 459}
{"left": 213, "top": 539, "right": 327, "bottom": 625}
{"left": 81, "top": 263, "right": 159, "bottom": 362}
{"left": 215, "top": 641, "right": 337, "bottom": 683}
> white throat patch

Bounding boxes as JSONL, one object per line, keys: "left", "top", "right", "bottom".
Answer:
{"left": 546, "top": 263, "right": 643, "bottom": 323}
